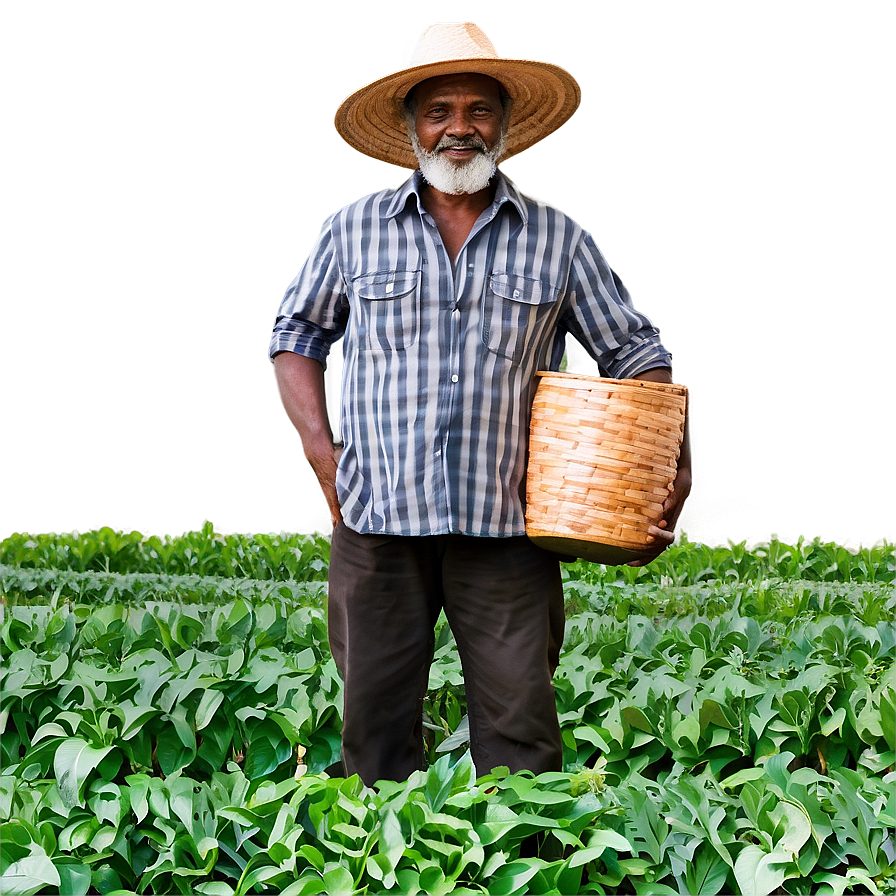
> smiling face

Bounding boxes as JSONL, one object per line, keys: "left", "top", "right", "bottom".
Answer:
{"left": 412, "top": 73, "right": 505, "bottom": 156}
{"left": 405, "top": 73, "right": 509, "bottom": 195}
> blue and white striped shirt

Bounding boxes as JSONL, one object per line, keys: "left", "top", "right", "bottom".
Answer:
{"left": 270, "top": 170, "right": 672, "bottom": 537}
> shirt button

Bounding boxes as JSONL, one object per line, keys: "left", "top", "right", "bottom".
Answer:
{"left": 513, "top": 289, "right": 521, "bottom": 298}
{"left": 451, "top": 374, "right": 459, "bottom": 383}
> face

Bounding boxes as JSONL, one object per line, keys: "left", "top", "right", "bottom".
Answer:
{"left": 408, "top": 73, "right": 507, "bottom": 195}
{"left": 412, "top": 73, "right": 505, "bottom": 158}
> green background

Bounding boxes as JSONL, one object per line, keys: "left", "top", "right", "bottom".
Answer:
{"left": 0, "top": 0, "right": 894, "bottom": 545}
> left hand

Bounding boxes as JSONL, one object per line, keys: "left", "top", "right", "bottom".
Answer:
{"left": 627, "top": 461, "right": 691, "bottom": 566}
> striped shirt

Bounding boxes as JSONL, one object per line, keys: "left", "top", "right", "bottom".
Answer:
{"left": 270, "top": 170, "right": 672, "bottom": 537}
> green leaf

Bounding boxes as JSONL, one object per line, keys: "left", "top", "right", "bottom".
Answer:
{"left": 169, "top": 703, "right": 197, "bottom": 749}
{"left": 435, "top": 715, "right": 471, "bottom": 753}
{"left": 126, "top": 773, "right": 150, "bottom": 822}
{"left": 227, "top": 648, "right": 245, "bottom": 676}
{"left": 621, "top": 705, "right": 654, "bottom": 733}
{"left": 30, "top": 722, "right": 69, "bottom": 744}
{"left": 486, "top": 859, "right": 547, "bottom": 895}
{"left": 820, "top": 706, "right": 847, "bottom": 737}
{"left": 0, "top": 854, "right": 61, "bottom": 896}
{"left": 297, "top": 844, "right": 326, "bottom": 872}
{"left": 733, "top": 844, "right": 790, "bottom": 896}
{"left": 321, "top": 863, "right": 354, "bottom": 895}
{"left": 424, "top": 753, "right": 469, "bottom": 811}
{"left": 119, "top": 702, "right": 161, "bottom": 740}
{"left": 53, "top": 738, "right": 113, "bottom": 809}
{"left": 879, "top": 686, "right": 895, "bottom": 751}
{"left": 279, "top": 873, "right": 327, "bottom": 896}
{"left": 719, "top": 767, "right": 766, "bottom": 789}
{"left": 88, "top": 782, "right": 128, "bottom": 828}
{"left": 378, "top": 808, "right": 405, "bottom": 869}
{"left": 54, "top": 861, "right": 92, "bottom": 896}
{"left": 244, "top": 731, "right": 291, "bottom": 779}
{"left": 195, "top": 688, "right": 225, "bottom": 730}
{"left": 588, "top": 828, "right": 633, "bottom": 852}
{"left": 567, "top": 829, "right": 632, "bottom": 868}
{"left": 155, "top": 727, "right": 194, "bottom": 776}
{"left": 672, "top": 714, "right": 701, "bottom": 748}
{"left": 195, "top": 883, "right": 236, "bottom": 895}
{"left": 555, "top": 860, "right": 584, "bottom": 896}
{"left": 684, "top": 844, "right": 730, "bottom": 896}
{"left": 768, "top": 799, "right": 812, "bottom": 856}
{"left": 811, "top": 868, "right": 883, "bottom": 896}
{"left": 699, "top": 698, "right": 736, "bottom": 731}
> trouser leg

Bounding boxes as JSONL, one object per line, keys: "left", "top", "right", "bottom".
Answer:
{"left": 441, "top": 535, "right": 565, "bottom": 776}
{"left": 327, "top": 524, "right": 441, "bottom": 786}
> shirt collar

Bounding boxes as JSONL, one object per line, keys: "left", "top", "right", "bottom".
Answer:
{"left": 383, "top": 169, "right": 529, "bottom": 225}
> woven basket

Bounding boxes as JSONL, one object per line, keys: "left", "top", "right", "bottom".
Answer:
{"left": 526, "top": 372, "right": 687, "bottom": 565}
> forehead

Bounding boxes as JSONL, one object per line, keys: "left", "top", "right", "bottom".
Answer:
{"left": 411, "top": 73, "right": 503, "bottom": 105}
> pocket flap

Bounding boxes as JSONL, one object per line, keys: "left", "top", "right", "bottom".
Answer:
{"left": 488, "top": 273, "right": 559, "bottom": 305}
{"left": 354, "top": 271, "right": 419, "bottom": 300}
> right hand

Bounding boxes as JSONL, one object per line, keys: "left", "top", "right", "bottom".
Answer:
{"left": 304, "top": 436, "right": 343, "bottom": 528}
{"left": 273, "top": 353, "right": 343, "bottom": 529}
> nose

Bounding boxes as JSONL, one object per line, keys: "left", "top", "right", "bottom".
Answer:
{"left": 444, "top": 110, "right": 475, "bottom": 138}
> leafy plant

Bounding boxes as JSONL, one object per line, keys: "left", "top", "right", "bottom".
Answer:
{"left": 1, "top": 529, "right": 893, "bottom": 894}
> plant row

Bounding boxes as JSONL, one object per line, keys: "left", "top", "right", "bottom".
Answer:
{"left": 0, "top": 566, "right": 327, "bottom": 609}
{"left": 3, "top": 565, "right": 892, "bottom": 634}
{"left": 5, "top": 750, "right": 893, "bottom": 896}
{"left": 3, "top": 525, "right": 893, "bottom": 585}
{"left": 2, "top": 585, "right": 894, "bottom": 894}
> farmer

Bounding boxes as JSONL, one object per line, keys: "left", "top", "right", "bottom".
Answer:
{"left": 269, "top": 23, "right": 691, "bottom": 786}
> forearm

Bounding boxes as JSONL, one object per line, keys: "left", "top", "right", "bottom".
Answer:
{"left": 273, "top": 352, "right": 335, "bottom": 452}
{"left": 273, "top": 351, "right": 342, "bottom": 525}
{"left": 632, "top": 367, "right": 691, "bottom": 476}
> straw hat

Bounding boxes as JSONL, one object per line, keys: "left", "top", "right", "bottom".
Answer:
{"left": 334, "top": 23, "right": 581, "bottom": 169}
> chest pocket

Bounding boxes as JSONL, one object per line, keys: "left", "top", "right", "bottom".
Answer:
{"left": 482, "top": 273, "right": 562, "bottom": 367}
{"left": 353, "top": 271, "right": 421, "bottom": 352}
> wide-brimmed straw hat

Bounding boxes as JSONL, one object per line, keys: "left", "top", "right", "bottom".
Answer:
{"left": 335, "top": 22, "right": 581, "bottom": 169}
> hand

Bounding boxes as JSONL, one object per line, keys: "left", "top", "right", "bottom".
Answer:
{"left": 627, "top": 462, "right": 692, "bottom": 567}
{"left": 304, "top": 436, "right": 343, "bottom": 529}
{"left": 273, "top": 354, "right": 343, "bottom": 530}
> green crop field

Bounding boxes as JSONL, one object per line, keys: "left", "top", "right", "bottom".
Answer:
{"left": 1, "top": 524, "right": 893, "bottom": 895}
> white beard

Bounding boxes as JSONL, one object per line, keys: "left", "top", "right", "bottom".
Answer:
{"left": 411, "top": 132, "right": 505, "bottom": 195}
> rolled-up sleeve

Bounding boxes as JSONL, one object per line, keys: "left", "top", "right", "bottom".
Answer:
{"left": 268, "top": 216, "right": 348, "bottom": 367}
{"left": 561, "top": 231, "right": 672, "bottom": 379}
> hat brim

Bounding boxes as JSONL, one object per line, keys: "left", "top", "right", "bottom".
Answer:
{"left": 335, "top": 58, "right": 581, "bottom": 169}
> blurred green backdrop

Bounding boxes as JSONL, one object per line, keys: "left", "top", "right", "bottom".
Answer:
{"left": 0, "top": 0, "right": 896, "bottom": 544}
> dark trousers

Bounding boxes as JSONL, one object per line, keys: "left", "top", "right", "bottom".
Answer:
{"left": 327, "top": 524, "right": 566, "bottom": 786}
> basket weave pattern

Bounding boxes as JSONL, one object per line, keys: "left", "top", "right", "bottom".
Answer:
{"left": 526, "top": 372, "right": 687, "bottom": 562}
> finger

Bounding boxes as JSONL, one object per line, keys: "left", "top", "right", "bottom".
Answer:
{"left": 645, "top": 521, "right": 667, "bottom": 544}
{"left": 646, "top": 524, "right": 674, "bottom": 545}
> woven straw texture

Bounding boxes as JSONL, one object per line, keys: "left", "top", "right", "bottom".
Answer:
{"left": 526, "top": 372, "right": 687, "bottom": 564}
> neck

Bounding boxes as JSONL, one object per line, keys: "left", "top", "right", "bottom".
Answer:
{"left": 419, "top": 178, "right": 496, "bottom": 219}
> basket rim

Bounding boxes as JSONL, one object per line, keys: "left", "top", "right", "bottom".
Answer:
{"left": 535, "top": 370, "right": 687, "bottom": 396}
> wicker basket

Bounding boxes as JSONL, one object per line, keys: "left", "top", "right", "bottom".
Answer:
{"left": 526, "top": 372, "right": 687, "bottom": 565}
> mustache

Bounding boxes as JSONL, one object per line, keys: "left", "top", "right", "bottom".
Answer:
{"left": 435, "top": 135, "right": 488, "bottom": 153}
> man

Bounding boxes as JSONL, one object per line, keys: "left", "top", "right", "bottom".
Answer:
{"left": 270, "top": 23, "right": 691, "bottom": 786}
